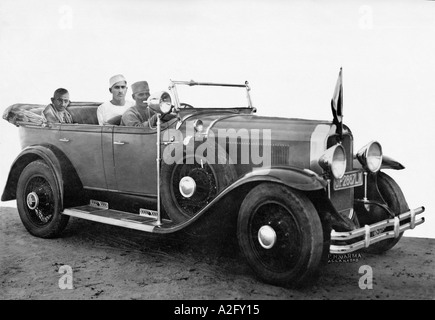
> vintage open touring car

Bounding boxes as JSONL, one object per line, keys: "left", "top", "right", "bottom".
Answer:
{"left": 2, "top": 71, "right": 426, "bottom": 286}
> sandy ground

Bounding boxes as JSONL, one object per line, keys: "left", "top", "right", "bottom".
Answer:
{"left": 1, "top": 205, "right": 434, "bottom": 301}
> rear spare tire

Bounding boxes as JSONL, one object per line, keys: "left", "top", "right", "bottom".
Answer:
{"left": 161, "top": 140, "right": 236, "bottom": 223}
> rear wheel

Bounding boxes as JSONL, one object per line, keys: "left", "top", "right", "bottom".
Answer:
{"left": 237, "top": 183, "right": 324, "bottom": 286}
{"left": 364, "top": 171, "right": 409, "bottom": 254}
{"left": 16, "top": 160, "right": 69, "bottom": 238}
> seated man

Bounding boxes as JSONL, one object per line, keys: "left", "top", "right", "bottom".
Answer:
{"left": 43, "top": 88, "right": 74, "bottom": 123}
{"left": 121, "top": 81, "right": 175, "bottom": 127}
{"left": 97, "top": 74, "right": 135, "bottom": 125}
{"left": 120, "top": 81, "right": 152, "bottom": 127}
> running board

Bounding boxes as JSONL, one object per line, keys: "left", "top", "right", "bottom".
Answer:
{"left": 62, "top": 205, "right": 172, "bottom": 233}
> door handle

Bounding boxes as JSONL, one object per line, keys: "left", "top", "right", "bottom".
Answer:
{"left": 113, "top": 141, "right": 126, "bottom": 145}
{"left": 59, "top": 138, "right": 70, "bottom": 142}
{"left": 162, "top": 136, "right": 178, "bottom": 145}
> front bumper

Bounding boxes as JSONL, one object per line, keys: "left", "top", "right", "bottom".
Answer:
{"left": 330, "top": 206, "right": 425, "bottom": 254}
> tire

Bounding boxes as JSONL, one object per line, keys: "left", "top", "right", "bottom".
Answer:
{"left": 364, "top": 171, "right": 409, "bottom": 254}
{"left": 16, "top": 160, "right": 69, "bottom": 238}
{"left": 319, "top": 212, "right": 332, "bottom": 266}
{"left": 161, "top": 140, "right": 237, "bottom": 223}
{"left": 237, "top": 183, "right": 324, "bottom": 286}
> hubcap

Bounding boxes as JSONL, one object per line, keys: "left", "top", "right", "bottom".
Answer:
{"left": 179, "top": 176, "right": 197, "bottom": 198}
{"left": 258, "top": 225, "right": 277, "bottom": 249}
{"left": 249, "top": 202, "right": 302, "bottom": 272}
{"left": 24, "top": 176, "right": 55, "bottom": 225}
{"left": 172, "top": 161, "right": 218, "bottom": 217}
{"left": 26, "top": 192, "right": 39, "bottom": 210}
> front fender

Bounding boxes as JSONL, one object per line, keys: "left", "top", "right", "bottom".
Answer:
{"left": 381, "top": 155, "right": 405, "bottom": 170}
{"left": 155, "top": 166, "right": 327, "bottom": 233}
{"left": 1, "top": 145, "right": 64, "bottom": 206}
{"left": 230, "top": 166, "right": 327, "bottom": 192}
{"left": 353, "top": 154, "right": 405, "bottom": 171}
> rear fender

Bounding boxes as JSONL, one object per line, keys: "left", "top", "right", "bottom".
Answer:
{"left": 1, "top": 145, "right": 67, "bottom": 208}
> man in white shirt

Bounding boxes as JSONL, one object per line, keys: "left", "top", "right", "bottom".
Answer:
{"left": 97, "top": 74, "right": 135, "bottom": 125}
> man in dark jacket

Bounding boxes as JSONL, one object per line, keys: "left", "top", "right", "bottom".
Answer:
{"left": 121, "top": 81, "right": 175, "bottom": 127}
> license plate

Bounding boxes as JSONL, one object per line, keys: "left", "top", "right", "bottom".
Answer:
{"left": 139, "top": 209, "right": 158, "bottom": 220}
{"left": 333, "top": 171, "right": 363, "bottom": 190}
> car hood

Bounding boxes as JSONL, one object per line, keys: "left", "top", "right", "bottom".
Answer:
{"left": 177, "top": 110, "right": 350, "bottom": 142}
{"left": 174, "top": 110, "right": 351, "bottom": 172}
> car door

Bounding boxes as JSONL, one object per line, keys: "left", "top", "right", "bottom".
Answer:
{"left": 112, "top": 126, "right": 158, "bottom": 195}
{"left": 57, "top": 123, "right": 106, "bottom": 190}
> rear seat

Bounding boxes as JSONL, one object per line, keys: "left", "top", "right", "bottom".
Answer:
{"left": 67, "top": 102, "right": 102, "bottom": 125}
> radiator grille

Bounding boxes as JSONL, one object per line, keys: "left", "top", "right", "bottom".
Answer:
{"left": 228, "top": 141, "right": 290, "bottom": 166}
{"left": 271, "top": 144, "right": 290, "bottom": 165}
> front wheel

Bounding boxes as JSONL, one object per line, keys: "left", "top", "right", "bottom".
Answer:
{"left": 237, "top": 183, "right": 324, "bottom": 286}
{"left": 16, "top": 160, "right": 69, "bottom": 238}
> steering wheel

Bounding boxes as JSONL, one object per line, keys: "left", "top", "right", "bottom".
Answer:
{"left": 180, "top": 102, "right": 194, "bottom": 109}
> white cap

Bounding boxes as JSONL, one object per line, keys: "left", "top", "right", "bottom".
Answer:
{"left": 109, "top": 74, "right": 127, "bottom": 88}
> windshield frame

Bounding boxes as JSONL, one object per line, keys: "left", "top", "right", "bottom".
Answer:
{"left": 168, "top": 80, "right": 254, "bottom": 111}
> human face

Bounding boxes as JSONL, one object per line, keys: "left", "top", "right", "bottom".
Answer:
{"left": 51, "top": 92, "right": 70, "bottom": 111}
{"left": 111, "top": 81, "right": 127, "bottom": 103}
{"left": 133, "top": 91, "right": 150, "bottom": 108}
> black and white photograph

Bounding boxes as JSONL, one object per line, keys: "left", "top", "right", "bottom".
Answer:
{"left": 0, "top": 0, "right": 434, "bottom": 305}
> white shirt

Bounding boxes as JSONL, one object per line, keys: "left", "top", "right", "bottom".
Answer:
{"left": 97, "top": 100, "right": 135, "bottom": 125}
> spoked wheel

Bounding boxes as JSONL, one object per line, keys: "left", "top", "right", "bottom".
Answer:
{"left": 171, "top": 160, "right": 220, "bottom": 218}
{"left": 363, "top": 171, "right": 409, "bottom": 254}
{"left": 16, "top": 160, "right": 69, "bottom": 238}
{"left": 161, "top": 141, "right": 236, "bottom": 223}
{"left": 237, "top": 183, "right": 324, "bottom": 287}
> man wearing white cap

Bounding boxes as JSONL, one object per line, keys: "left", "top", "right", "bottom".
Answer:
{"left": 120, "top": 80, "right": 152, "bottom": 127}
{"left": 97, "top": 74, "right": 135, "bottom": 125}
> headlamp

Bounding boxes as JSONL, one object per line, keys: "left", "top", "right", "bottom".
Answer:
{"left": 318, "top": 144, "right": 347, "bottom": 179}
{"left": 356, "top": 141, "right": 383, "bottom": 173}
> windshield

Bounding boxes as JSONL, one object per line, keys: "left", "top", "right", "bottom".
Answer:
{"left": 169, "top": 80, "right": 252, "bottom": 109}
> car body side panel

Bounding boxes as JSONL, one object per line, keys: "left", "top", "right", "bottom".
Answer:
{"left": 19, "top": 124, "right": 61, "bottom": 150}
{"left": 112, "top": 126, "right": 158, "bottom": 195}
{"left": 101, "top": 126, "right": 116, "bottom": 190}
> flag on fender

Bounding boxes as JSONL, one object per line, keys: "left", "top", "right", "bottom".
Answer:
{"left": 331, "top": 67, "right": 343, "bottom": 139}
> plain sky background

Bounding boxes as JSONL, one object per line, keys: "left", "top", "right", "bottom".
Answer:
{"left": 0, "top": 0, "right": 433, "bottom": 238}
